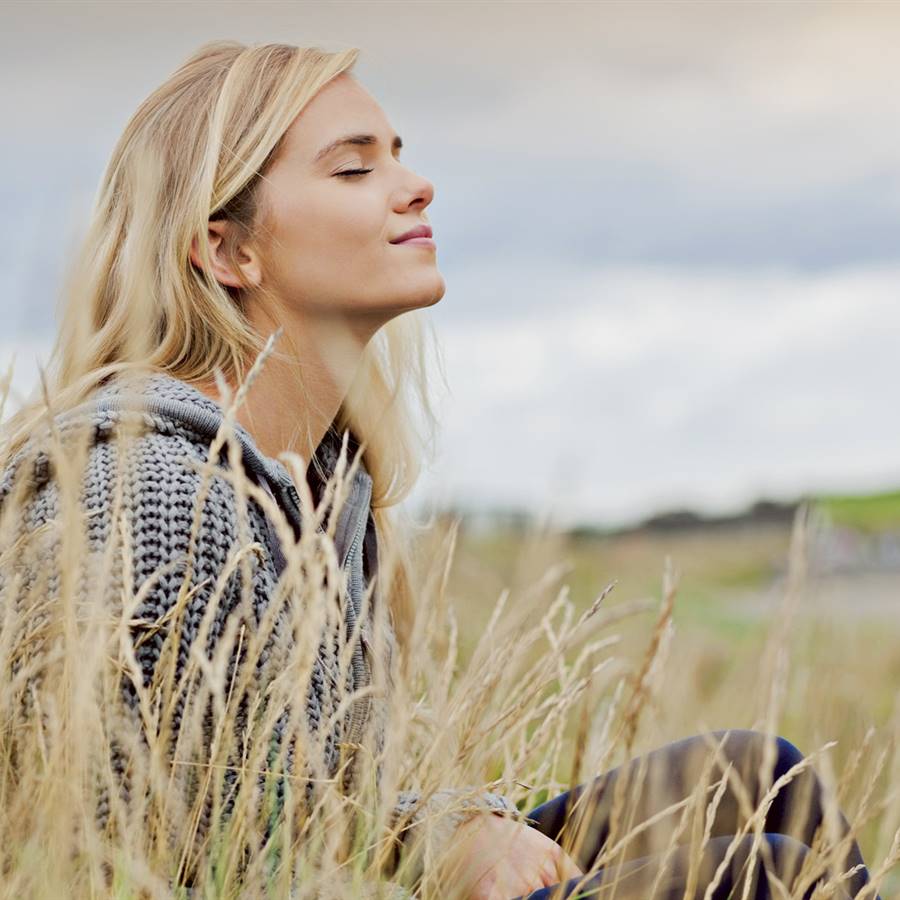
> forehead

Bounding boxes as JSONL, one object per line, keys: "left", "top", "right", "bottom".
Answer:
{"left": 282, "top": 74, "right": 391, "bottom": 159}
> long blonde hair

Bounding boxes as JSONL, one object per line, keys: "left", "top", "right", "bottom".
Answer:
{"left": 0, "top": 40, "right": 444, "bottom": 647}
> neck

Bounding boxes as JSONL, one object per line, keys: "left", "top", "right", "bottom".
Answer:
{"left": 194, "top": 305, "right": 380, "bottom": 468}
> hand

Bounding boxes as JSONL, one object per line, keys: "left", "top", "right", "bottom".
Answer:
{"left": 440, "top": 812, "right": 584, "bottom": 899}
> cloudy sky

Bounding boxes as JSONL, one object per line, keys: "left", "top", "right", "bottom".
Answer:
{"left": 2, "top": 1, "right": 899, "bottom": 527}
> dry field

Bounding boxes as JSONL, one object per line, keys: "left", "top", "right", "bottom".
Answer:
{"left": 1, "top": 396, "right": 898, "bottom": 898}
{"left": 432, "top": 514, "right": 900, "bottom": 895}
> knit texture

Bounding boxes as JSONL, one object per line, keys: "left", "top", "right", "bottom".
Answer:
{"left": 0, "top": 371, "right": 519, "bottom": 892}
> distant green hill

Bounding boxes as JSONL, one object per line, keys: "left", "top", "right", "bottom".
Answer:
{"left": 815, "top": 490, "right": 900, "bottom": 533}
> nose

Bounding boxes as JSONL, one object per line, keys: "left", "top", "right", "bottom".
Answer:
{"left": 394, "top": 165, "right": 434, "bottom": 212}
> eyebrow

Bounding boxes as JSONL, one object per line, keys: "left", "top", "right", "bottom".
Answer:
{"left": 314, "top": 132, "right": 403, "bottom": 163}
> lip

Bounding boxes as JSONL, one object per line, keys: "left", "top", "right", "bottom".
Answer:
{"left": 389, "top": 224, "right": 433, "bottom": 244}
{"left": 392, "top": 237, "right": 436, "bottom": 249}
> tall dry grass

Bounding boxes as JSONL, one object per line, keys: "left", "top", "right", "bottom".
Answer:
{"left": 0, "top": 364, "right": 897, "bottom": 899}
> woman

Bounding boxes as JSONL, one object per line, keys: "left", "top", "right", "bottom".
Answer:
{"left": 0, "top": 41, "right": 881, "bottom": 899}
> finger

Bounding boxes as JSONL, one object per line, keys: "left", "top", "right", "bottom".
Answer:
{"left": 485, "top": 876, "right": 531, "bottom": 900}
{"left": 490, "top": 868, "right": 548, "bottom": 898}
{"left": 470, "top": 870, "right": 498, "bottom": 900}
{"left": 508, "top": 875, "right": 548, "bottom": 898}
{"left": 539, "top": 865, "right": 559, "bottom": 887}
{"left": 553, "top": 849, "right": 585, "bottom": 882}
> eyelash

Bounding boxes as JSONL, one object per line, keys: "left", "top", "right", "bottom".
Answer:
{"left": 335, "top": 167, "right": 374, "bottom": 178}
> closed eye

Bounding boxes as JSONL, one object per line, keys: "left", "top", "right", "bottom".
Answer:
{"left": 335, "top": 168, "right": 373, "bottom": 178}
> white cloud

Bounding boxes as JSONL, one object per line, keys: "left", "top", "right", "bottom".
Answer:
{"left": 412, "top": 262, "right": 900, "bottom": 526}
{"left": 5, "top": 264, "right": 899, "bottom": 528}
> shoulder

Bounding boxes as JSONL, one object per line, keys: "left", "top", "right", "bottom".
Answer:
{"left": 2, "top": 414, "right": 266, "bottom": 569}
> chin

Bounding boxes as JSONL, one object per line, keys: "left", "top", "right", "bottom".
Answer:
{"left": 397, "top": 274, "right": 446, "bottom": 311}
{"left": 423, "top": 272, "right": 447, "bottom": 306}
{"left": 423, "top": 281, "right": 446, "bottom": 307}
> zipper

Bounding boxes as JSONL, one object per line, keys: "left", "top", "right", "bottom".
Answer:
{"left": 342, "top": 498, "right": 371, "bottom": 746}
{"left": 285, "top": 482, "right": 325, "bottom": 536}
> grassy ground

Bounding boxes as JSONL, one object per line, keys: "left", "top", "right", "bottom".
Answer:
{"left": 817, "top": 490, "right": 900, "bottom": 533}
{"left": 4, "top": 404, "right": 898, "bottom": 897}
{"left": 438, "top": 516, "right": 900, "bottom": 893}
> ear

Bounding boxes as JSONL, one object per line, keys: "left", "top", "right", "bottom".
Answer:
{"left": 189, "top": 218, "right": 262, "bottom": 289}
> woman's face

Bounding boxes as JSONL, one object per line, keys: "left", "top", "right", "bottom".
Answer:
{"left": 252, "top": 73, "right": 444, "bottom": 324}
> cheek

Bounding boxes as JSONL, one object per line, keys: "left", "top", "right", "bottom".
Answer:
{"left": 273, "top": 190, "right": 385, "bottom": 272}
{"left": 258, "top": 178, "right": 430, "bottom": 310}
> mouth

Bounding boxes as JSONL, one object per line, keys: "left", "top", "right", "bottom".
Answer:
{"left": 392, "top": 236, "right": 437, "bottom": 249}
{"left": 389, "top": 223, "right": 434, "bottom": 244}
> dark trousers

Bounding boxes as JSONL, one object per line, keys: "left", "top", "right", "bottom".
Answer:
{"left": 514, "top": 730, "right": 880, "bottom": 899}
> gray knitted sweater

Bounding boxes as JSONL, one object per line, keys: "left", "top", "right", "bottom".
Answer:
{"left": 0, "top": 372, "right": 518, "bottom": 888}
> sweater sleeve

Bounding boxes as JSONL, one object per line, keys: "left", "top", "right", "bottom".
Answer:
{"left": 8, "top": 428, "right": 299, "bottom": 857}
{"left": 0, "top": 426, "right": 264, "bottom": 758}
{"left": 115, "top": 430, "right": 251, "bottom": 691}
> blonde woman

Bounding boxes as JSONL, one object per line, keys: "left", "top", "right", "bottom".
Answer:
{"left": 0, "top": 41, "right": 879, "bottom": 900}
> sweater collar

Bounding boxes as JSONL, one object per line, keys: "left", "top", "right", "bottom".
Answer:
{"left": 31, "top": 372, "right": 373, "bottom": 557}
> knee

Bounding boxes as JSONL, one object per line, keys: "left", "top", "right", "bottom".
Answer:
{"left": 764, "top": 832, "right": 812, "bottom": 862}
{"left": 713, "top": 729, "right": 806, "bottom": 779}
{"left": 760, "top": 834, "right": 817, "bottom": 898}
{"left": 771, "top": 734, "right": 807, "bottom": 776}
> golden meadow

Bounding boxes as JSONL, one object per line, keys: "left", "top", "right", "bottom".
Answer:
{"left": 1, "top": 367, "right": 898, "bottom": 899}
